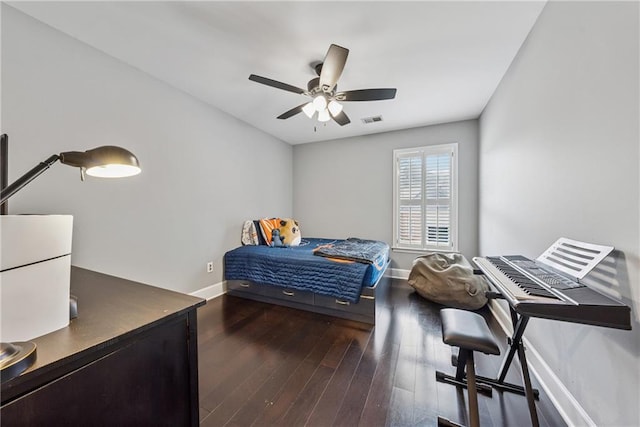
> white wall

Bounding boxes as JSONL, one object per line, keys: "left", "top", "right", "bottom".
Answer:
{"left": 479, "top": 1, "right": 639, "bottom": 426}
{"left": 293, "top": 120, "right": 479, "bottom": 271}
{"left": 1, "top": 5, "right": 292, "bottom": 294}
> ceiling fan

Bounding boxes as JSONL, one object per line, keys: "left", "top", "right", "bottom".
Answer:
{"left": 248, "top": 44, "right": 397, "bottom": 126}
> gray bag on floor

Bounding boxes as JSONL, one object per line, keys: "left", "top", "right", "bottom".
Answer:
{"left": 408, "top": 253, "right": 489, "bottom": 309}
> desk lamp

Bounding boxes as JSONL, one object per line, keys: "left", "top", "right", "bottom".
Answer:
{"left": 1, "top": 144, "right": 141, "bottom": 205}
{"left": 0, "top": 134, "right": 141, "bottom": 381}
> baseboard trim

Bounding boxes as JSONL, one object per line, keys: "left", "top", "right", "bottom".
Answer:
{"left": 190, "top": 281, "right": 225, "bottom": 301}
{"left": 387, "top": 268, "right": 410, "bottom": 280}
{"left": 487, "top": 301, "right": 596, "bottom": 427}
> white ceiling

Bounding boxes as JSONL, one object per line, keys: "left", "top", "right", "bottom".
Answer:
{"left": 9, "top": 1, "right": 546, "bottom": 145}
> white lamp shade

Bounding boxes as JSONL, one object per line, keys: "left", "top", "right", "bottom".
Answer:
{"left": 302, "top": 102, "right": 316, "bottom": 118}
{"left": 328, "top": 100, "right": 343, "bottom": 116}
{"left": 313, "top": 95, "right": 327, "bottom": 112}
{"left": 317, "top": 109, "right": 331, "bottom": 122}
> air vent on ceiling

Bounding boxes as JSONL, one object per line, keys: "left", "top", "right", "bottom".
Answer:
{"left": 361, "top": 115, "right": 383, "bottom": 124}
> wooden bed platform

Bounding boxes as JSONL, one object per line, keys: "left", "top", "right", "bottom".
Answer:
{"left": 225, "top": 262, "right": 391, "bottom": 325}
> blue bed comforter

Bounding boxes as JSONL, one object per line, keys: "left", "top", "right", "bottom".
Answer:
{"left": 224, "top": 238, "right": 389, "bottom": 303}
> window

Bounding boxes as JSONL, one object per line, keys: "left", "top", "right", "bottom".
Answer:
{"left": 393, "top": 143, "right": 458, "bottom": 252}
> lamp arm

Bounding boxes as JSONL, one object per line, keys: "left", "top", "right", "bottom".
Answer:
{"left": 0, "top": 154, "right": 60, "bottom": 205}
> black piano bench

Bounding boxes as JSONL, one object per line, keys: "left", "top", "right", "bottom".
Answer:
{"left": 436, "top": 308, "right": 500, "bottom": 427}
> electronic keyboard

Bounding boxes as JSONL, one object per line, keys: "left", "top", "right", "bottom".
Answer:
{"left": 473, "top": 255, "right": 631, "bottom": 330}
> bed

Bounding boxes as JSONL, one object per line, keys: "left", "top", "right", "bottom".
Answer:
{"left": 224, "top": 238, "right": 391, "bottom": 324}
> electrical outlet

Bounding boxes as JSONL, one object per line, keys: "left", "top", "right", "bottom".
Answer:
{"left": 207, "top": 262, "right": 214, "bottom": 273}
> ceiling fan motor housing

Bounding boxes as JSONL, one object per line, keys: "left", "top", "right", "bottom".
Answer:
{"left": 307, "top": 77, "right": 320, "bottom": 93}
{"left": 307, "top": 76, "right": 336, "bottom": 97}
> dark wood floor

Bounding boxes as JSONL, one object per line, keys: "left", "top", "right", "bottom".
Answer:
{"left": 197, "top": 279, "right": 566, "bottom": 426}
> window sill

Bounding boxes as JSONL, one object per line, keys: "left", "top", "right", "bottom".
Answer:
{"left": 392, "top": 246, "right": 460, "bottom": 255}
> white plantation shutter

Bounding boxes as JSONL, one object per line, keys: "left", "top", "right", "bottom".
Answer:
{"left": 393, "top": 144, "right": 458, "bottom": 251}
{"left": 397, "top": 155, "right": 422, "bottom": 245}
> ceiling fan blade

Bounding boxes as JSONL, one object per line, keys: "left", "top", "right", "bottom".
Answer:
{"left": 277, "top": 103, "right": 307, "bottom": 120}
{"left": 249, "top": 74, "right": 306, "bottom": 95}
{"left": 332, "top": 110, "right": 351, "bottom": 126}
{"left": 319, "top": 44, "right": 349, "bottom": 93}
{"left": 336, "top": 88, "right": 397, "bottom": 102}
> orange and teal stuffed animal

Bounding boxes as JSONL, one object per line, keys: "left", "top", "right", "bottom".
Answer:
{"left": 278, "top": 218, "right": 301, "bottom": 247}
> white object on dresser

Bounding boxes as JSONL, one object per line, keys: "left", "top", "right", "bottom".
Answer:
{"left": 0, "top": 215, "right": 73, "bottom": 342}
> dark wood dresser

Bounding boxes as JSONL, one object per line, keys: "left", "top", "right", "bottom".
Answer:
{"left": 1, "top": 267, "right": 205, "bottom": 426}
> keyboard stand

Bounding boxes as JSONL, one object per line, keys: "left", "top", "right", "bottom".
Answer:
{"left": 469, "top": 239, "right": 627, "bottom": 427}
{"left": 474, "top": 302, "right": 540, "bottom": 427}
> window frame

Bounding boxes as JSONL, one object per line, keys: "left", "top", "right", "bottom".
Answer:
{"left": 392, "top": 143, "right": 459, "bottom": 253}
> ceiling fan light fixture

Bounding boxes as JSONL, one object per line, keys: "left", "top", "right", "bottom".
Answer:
{"left": 312, "top": 95, "right": 327, "bottom": 112}
{"left": 302, "top": 102, "right": 316, "bottom": 118}
{"left": 317, "top": 109, "right": 331, "bottom": 122}
{"left": 328, "top": 100, "right": 343, "bottom": 117}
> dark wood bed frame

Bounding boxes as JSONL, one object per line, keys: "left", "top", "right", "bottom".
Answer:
{"left": 225, "top": 261, "right": 391, "bottom": 325}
